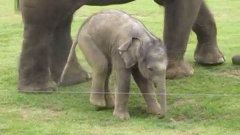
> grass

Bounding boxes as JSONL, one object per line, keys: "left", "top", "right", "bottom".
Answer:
{"left": 0, "top": 0, "right": 240, "bottom": 134}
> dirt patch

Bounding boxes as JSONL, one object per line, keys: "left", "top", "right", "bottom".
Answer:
{"left": 173, "top": 99, "right": 196, "bottom": 107}
{"left": 20, "top": 107, "right": 62, "bottom": 121}
{"left": 216, "top": 69, "right": 240, "bottom": 78}
{"left": 170, "top": 115, "right": 188, "bottom": 122}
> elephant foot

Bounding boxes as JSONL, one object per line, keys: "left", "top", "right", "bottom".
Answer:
{"left": 18, "top": 80, "right": 57, "bottom": 93}
{"left": 146, "top": 104, "right": 165, "bottom": 118}
{"left": 113, "top": 109, "right": 130, "bottom": 120}
{"left": 146, "top": 104, "right": 161, "bottom": 114}
{"left": 59, "top": 68, "right": 91, "bottom": 86}
{"left": 167, "top": 60, "right": 194, "bottom": 79}
{"left": 105, "top": 94, "right": 115, "bottom": 108}
{"left": 232, "top": 55, "right": 240, "bottom": 65}
{"left": 90, "top": 93, "right": 107, "bottom": 108}
{"left": 194, "top": 44, "right": 225, "bottom": 65}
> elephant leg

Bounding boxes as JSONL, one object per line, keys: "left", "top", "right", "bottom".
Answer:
{"left": 51, "top": 15, "right": 89, "bottom": 85}
{"left": 193, "top": 2, "right": 225, "bottom": 65}
{"left": 164, "top": 0, "right": 202, "bottom": 79}
{"left": 78, "top": 37, "right": 108, "bottom": 107}
{"left": 90, "top": 64, "right": 109, "bottom": 108}
{"left": 113, "top": 68, "right": 131, "bottom": 120}
{"left": 18, "top": 25, "right": 56, "bottom": 92}
{"left": 132, "top": 68, "right": 162, "bottom": 116}
{"left": 104, "top": 66, "right": 115, "bottom": 108}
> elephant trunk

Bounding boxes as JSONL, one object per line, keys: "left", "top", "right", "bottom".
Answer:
{"left": 154, "top": 73, "right": 167, "bottom": 115}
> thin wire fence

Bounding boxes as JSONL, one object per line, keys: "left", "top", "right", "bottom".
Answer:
{"left": 1, "top": 90, "right": 240, "bottom": 97}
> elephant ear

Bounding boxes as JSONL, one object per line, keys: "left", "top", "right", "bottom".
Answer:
{"left": 118, "top": 37, "right": 142, "bottom": 68}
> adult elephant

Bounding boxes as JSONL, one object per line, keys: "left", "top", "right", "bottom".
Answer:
{"left": 17, "top": 0, "right": 224, "bottom": 92}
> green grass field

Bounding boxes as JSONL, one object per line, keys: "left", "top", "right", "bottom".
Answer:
{"left": 0, "top": 0, "right": 240, "bottom": 134}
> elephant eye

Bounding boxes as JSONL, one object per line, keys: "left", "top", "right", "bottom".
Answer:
{"left": 147, "top": 67, "right": 154, "bottom": 72}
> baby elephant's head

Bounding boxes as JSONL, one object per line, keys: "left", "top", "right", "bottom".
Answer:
{"left": 118, "top": 37, "right": 167, "bottom": 84}
{"left": 118, "top": 37, "right": 167, "bottom": 115}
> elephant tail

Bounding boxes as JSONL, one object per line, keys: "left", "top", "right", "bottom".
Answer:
{"left": 14, "top": 0, "right": 20, "bottom": 12}
{"left": 59, "top": 37, "right": 79, "bottom": 85}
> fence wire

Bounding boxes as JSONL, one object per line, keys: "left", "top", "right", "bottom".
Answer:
{"left": 1, "top": 90, "right": 240, "bottom": 97}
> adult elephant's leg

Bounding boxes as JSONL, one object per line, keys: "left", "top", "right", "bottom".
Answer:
{"left": 50, "top": 15, "right": 89, "bottom": 85}
{"left": 18, "top": 0, "right": 59, "bottom": 92}
{"left": 164, "top": 0, "right": 202, "bottom": 79}
{"left": 18, "top": 25, "right": 56, "bottom": 92}
{"left": 193, "top": 2, "right": 224, "bottom": 64}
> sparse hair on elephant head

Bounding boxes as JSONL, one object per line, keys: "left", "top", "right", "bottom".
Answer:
{"left": 118, "top": 37, "right": 167, "bottom": 82}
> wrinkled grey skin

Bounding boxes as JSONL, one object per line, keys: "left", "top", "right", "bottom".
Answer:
{"left": 18, "top": 0, "right": 224, "bottom": 92}
{"left": 155, "top": 0, "right": 224, "bottom": 78}
{"left": 61, "top": 10, "right": 167, "bottom": 120}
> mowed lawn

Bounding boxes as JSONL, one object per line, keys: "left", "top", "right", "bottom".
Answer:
{"left": 0, "top": 0, "right": 240, "bottom": 135}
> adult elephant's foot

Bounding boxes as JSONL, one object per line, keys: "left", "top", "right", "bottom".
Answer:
{"left": 167, "top": 60, "right": 194, "bottom": 79}
{"left": 18, "top": 80, "right": 57, "bottom": 93}
{"left": 194, "top": 44, "right": 225, "bottom": 65}
{"left": 58, "top": 66, "right": 91, "bottom": 86}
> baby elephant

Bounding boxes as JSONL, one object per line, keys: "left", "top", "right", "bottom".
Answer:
{"left": 61, "top": 10, "right": 167, "bottom": 120}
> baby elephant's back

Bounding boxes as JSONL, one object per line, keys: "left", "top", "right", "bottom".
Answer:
{"left": 79, "top": 10, "right": 141, "bottom": 46}
{"left": 81, "top": 9, "right": 133, "bottom": 32}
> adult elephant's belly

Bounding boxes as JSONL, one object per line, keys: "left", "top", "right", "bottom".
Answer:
{"left": 20, "top": 0, "right": 81, "bottom": 26}
{"left": 86, "top": 0, "right": 135, "bottom": 6}
{"left": 153, "top": 0, "right": 164, "bottom": 5}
